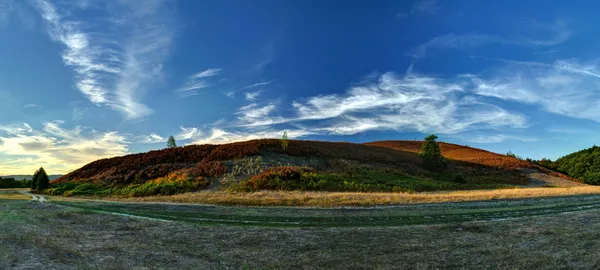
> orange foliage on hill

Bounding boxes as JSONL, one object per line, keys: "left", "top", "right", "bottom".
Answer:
{"left": 365, "top": 141, "right": 578, "bottom": 182}
{"left": 53, "top": 139, "right": 578, "bottom": 186}
{"left": 53, "top": 139, "right": 422, "bottom": 185}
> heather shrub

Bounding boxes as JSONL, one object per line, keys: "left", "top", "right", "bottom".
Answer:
{"left": 189, "top": 161, "right": 227, "bottom": 178}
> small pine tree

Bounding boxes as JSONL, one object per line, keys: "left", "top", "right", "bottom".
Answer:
{"left": 31, "top": 169, "right": 40, "bottom": 190}
{"left": 35, "top": 167, "right": 49, "bottom": 192}
{"left": 167, "top": 135, "right": 177, "bottom": 148}
{"left": 281, "top": 131, "right": 289, "bottom": 151}
{"left": 420, "top": 134, "right": 446, "bottom": 169}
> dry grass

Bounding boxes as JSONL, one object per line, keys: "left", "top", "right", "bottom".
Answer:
{"left": 8, "top": 193, "right": 600, "bottom": 268}
{"left": 109, "top": 186, "right": 600, "bottom": 206}
{"left": 0, "top": 190, "right": 29, "bottom": 200}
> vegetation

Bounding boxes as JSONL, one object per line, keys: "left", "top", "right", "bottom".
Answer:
{"left": 420, "top": 134, "right": 446, "bottom": 169}
{"left": 9, "top": 187, "right": 600, "bottom": 269}
{"left": 34, "top": 167, "right": 50, "bottom": 192}
{"left": 536, "top": 145, "right": 600, "bottom": 184}
{"left": 0, "top": 177, "right": 32, "bottom": 188}
{"left": 48, "top": 138, "right": 577, "bottom": 198}
{"left": 167, "top": 135, "right": 177, "bottom": 148}
{"left": 281, "top": 131, "right": 289, "bottom": 151}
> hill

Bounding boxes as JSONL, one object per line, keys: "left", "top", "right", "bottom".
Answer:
{"left": 49, "top": 139, "right": 577, "bottom": 197}
{"left": 539, "top": 145, "right": 600, "bottom": 184}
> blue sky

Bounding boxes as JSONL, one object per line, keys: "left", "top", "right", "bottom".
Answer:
{"left": 1, "top": 0, "right": 600, "bottom": 174}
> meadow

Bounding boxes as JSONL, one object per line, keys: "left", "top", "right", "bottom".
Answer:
{"left": 5, "top": 189, "right": 600, "bottom": 269}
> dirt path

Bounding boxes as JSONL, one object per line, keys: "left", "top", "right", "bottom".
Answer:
{"left": 20, "top": 191, "right": 47, "bottom": 203}
{"left": 521, "top": 168, "right": 583, "bottom": 187}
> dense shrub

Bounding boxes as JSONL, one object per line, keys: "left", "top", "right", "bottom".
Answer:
{"left": 46, "top": 170, "right": 211, "bottom": 197}
{"left": 247, "top": 166, "right": 313, "bottom": 190}
{"left": 188, "top": 161, "right": 227, "bottom": 178}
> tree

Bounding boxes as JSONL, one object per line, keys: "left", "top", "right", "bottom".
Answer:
{"left": 420, "top": 134, "right": 446, "bottom": 169}
{"left": 167, "top": 135, "right": 177, "bottom": 148}
{"left": 35, "top": 167, "right": 49, "bottom": 192}
{"left": 281, "top": 131, "right": 289, "bottom": 151}
{"left": 31, "top": 169, "right": 40, "bottom": 190}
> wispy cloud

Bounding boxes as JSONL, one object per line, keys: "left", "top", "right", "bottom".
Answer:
{"left": 226, "top": 80, "right": 273, "bottom": 97}
{"left": 176, "top": 126, "right": 203, "bottom": 141}
{"left": 412, "top": 21, "right": 570, "bottom": 58}
{"left": 411, "top": 0, "right": 441, "bottom": 16}
{"left": 191, "top": 68, "right": 222, "bottom": 79}
{"left": 244, "top": 91, "right": 261, "bottom": 101}
{"left": 33, "top": 0, "right": 176, "bottom": 119}
{"left": 23, "top": 104, "right": 42, "bottom": 109}
{"left": 177, "top": 68, "right": 222, "bottom": 97}
{"left": 470, "top": 59, "right": 600, "bottom": 122}
{"left": 191, "top": 128, "right": 314, "bottom": 145}
{"left": 140, "top": 133, "right": 164, "bottom": 144}
{"left": 241, "top": 81, "right": 274, "bottom": 90}
{"left": 0, "top": 121, "right": 128, "bottom": 174}
{"left": 462, "top": 134, "right": 537, "bottom": 144}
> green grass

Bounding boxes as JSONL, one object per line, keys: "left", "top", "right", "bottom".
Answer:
{"left": 9, "top": 189, "right": 600, "bottom": 268}
{"left": 230, "top": 167, "right": 518, "bottom": 193}
{"left": 51, "top": 193, "right": 600, "bottom": 227}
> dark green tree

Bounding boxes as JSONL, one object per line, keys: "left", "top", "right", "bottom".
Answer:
{"left": 31, "top": 169, "right": 40, "bottom": 190}
{"left": 420, "top": 134, "right": 446, "bottom": 169}
{"left": 167, "top": 135, "right": 177, "bottom": 148}
{"left": 35, "top": 167, "right": 49, "bottom": 192}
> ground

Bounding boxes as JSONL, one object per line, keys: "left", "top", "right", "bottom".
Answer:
{"left": 4, "top": 189, "right": 600, "bottom": 269}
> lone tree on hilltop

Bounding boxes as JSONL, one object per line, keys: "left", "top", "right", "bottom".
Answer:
{"left": 281, "top": 131, "right": 289, "bottom": 151}
{"left": 35, "top": 167, "right": 49, "bottom": 192}
{"left": 420, "top": 134, "right": 446, "bottom": 169}
{"left": 167, "top": 135, "right": 177, "bottom": 148}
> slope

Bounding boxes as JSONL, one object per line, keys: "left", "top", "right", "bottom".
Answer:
{"left": 49, "top": 139, "right": 579, "bottom": 197}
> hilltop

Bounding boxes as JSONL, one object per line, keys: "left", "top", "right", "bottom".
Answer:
{"left": 49, "top": 139, "right": 577, "bottom": 197}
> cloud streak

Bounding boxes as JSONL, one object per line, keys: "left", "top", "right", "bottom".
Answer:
{"left": 177, "top": 68, "right": 222, "bottom": 97}
{"left": 33, "top": 0, "right": 176, "bottom": 119}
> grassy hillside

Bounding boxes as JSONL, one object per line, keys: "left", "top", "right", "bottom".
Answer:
{"left": 47, "top": 139, "right": 575, "bottom": 197}
{"left": 539, "top": 145, "right": 600, "bottom": 184}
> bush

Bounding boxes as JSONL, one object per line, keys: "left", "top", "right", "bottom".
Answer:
{"left": 189, "top": 161, "right": 227, "bottom": 178}
{"left": 451, "top": 174, "right": 467, "bottom": 184}
{"left": 247, "top": 166, "right": 313, "bottom": 190}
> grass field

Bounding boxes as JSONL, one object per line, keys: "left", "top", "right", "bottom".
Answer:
{"left": 5, "top": 188, "right": 600, "bottom": 268}
{"left": 97, "top": 186, "right": 600, "bottom": 206}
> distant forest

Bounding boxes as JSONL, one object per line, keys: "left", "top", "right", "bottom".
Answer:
{"left": 0, "top": 177, "right": 32, "bottom": 188}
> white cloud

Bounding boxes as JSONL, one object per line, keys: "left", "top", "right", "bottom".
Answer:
{"left": 191, "top": 68, "right": 222, "bottom": 79}
{"left": 244, "top": 91, "right": 261, "bottom": 101}
{"left": 176, "top": 126, "right": 202, "bottom": 141}
{"left": 23, "top": 104, "right": 42, "bottom": 109}
{"left": 471, "top": 59, "right": 600, "bottom": 122}
{"left": 411, "top": 0, "right": 441, "bottom": 15}
{"left": 240, "top": 81, "right": 273, "bottom": 90}
{"left": 33, "top": 0, "right": 175, "bottom": 119}
{"left": 412, "top": 21, "right": 570, "bottom": 58}
{"left": 177, "top": 68, "right": 222, "bottom": 97}
{"left": 140, "top": 133, "right": 164, "bottom": 144}
{"left": 191, "top": 128, "right": 313, "bottom": 145}
{"left": 463, "top": 134, "right": 537, "bottom": 144}
{"left": 0, "top": 122, "right": 128, "bottom": 174}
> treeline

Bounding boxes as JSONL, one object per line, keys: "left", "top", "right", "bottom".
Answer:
{"left": 534, "top": 146, "right": 600, "bottom": 185}
{"left": 0, "top": 177, "right": 33, "bottom": 188}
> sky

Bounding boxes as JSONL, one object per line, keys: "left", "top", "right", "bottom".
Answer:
{"left": 1, "top": 0, "right": 600, "bottom": 175}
